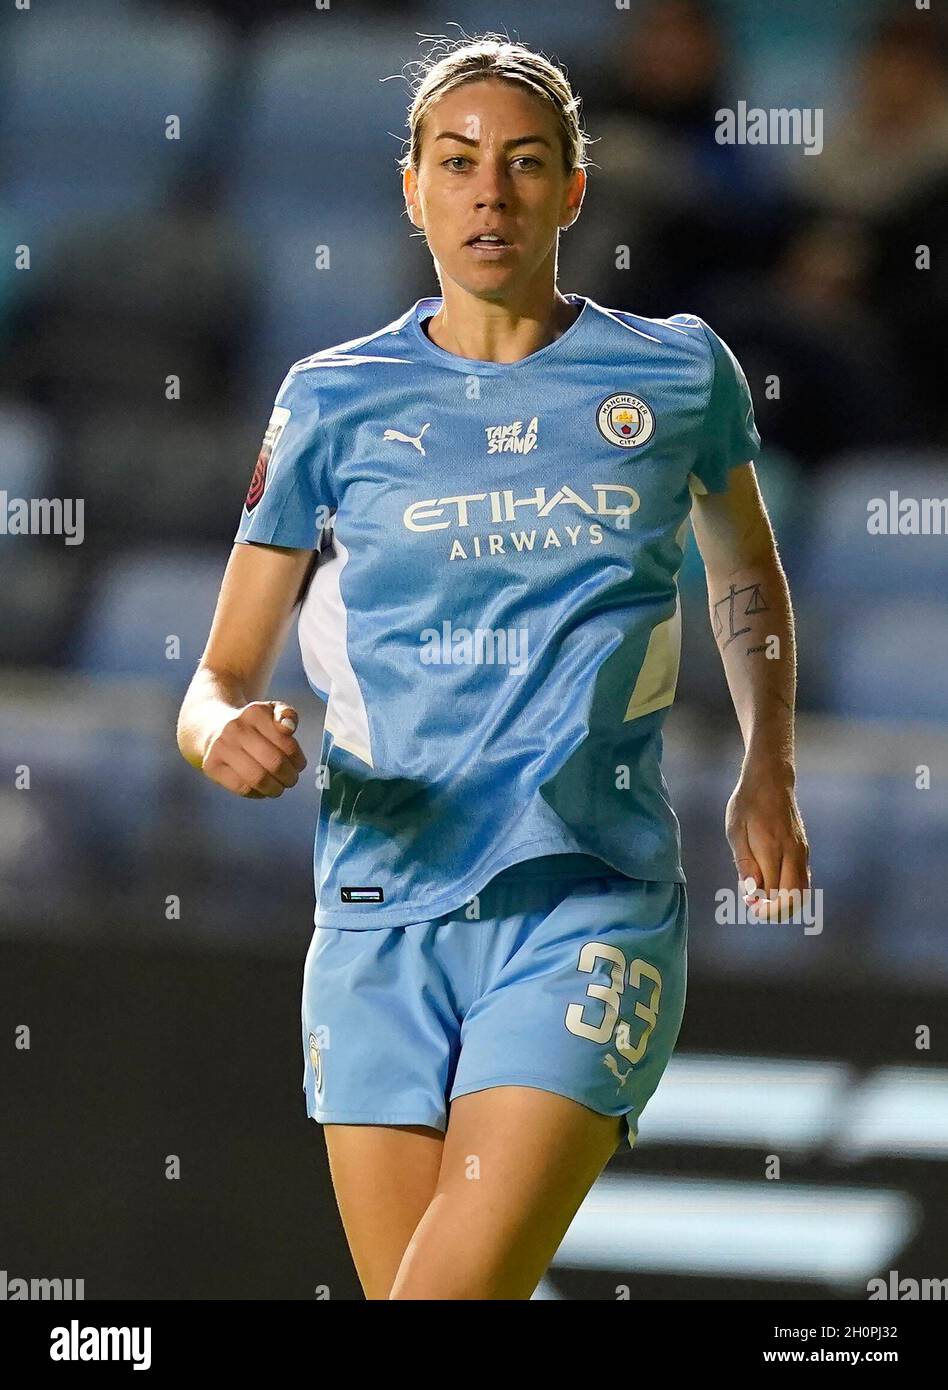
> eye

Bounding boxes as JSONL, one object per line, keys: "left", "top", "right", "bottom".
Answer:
{"left": 440, "top": 154, "right": 543, "bottom": 172}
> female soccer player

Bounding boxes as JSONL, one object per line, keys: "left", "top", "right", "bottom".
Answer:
{"left": 177, "top": 36, "right": 810, "bottom": 1300}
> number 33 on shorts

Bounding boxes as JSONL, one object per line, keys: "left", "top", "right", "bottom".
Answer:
{"left": 565, "top": 944, "right": 664, "bottom": 1066}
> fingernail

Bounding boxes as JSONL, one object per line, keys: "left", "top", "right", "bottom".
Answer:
{"left": 279, "top": 717, "right": 296, "bottom": 732}
{"left": 743, "top": 876, "right": 758, "bottom": 895}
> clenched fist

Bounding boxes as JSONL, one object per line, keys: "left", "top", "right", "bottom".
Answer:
{"left": 201, "top": 700, "right": 307, "bottom": 798}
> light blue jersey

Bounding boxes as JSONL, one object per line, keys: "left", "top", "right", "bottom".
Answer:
{"left": 235, "top": 294, "right": 761, "bottom": 929}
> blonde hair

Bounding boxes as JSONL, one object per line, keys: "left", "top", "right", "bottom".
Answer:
{"left": 397, "top": 32, "right": 591, "bottom": 178}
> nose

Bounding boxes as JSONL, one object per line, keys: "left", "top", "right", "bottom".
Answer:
{"left": 474, "top": 162, "right": 509, "bottom": 208}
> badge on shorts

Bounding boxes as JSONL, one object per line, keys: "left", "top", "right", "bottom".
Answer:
{"left": 308, "top": 1031, "right": 323, "bottom": 1093}
{"left": 245, "top": 405, "right": 290, "bottom": 512}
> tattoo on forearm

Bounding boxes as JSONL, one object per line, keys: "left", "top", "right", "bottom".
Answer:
{"left": 712, "top": 582, "right": 770, "bottom": 649}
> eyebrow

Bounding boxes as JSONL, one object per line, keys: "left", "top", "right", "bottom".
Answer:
{"left": 433, "top": 132, "right": 553, "bottom": 151}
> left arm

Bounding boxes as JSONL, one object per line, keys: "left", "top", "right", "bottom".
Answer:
{"left": 690, "top": 461, "right": 810, "bottom": 917}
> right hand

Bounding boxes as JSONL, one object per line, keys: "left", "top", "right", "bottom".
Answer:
{"left": 201, "top": 701, "right": 307, "bottom": 798}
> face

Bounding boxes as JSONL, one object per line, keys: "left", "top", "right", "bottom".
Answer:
{"left": 404, "top": 78, "right": 585, "bottom": 300}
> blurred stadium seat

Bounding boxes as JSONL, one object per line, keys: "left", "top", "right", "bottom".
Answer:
{"left": 795, "top": 451, "right": 948, "bottom": 717}
{"left": 799, "top": 451, "right": 948, "bottom": 599}
{"left": 227, "top": 19, "right": 436, "bottom": 385}
{"left": 793, "top": 759, "right": 890, "bottom": 927}
{"left": 72, "top": 546, "right": 308, "bottom": 687}
{"left": 0, "top": 550, "right": 76, "bottom": 667}
{"left": 869, "top": 775, "right": 948, "bottom": 980}
{"left": 0, "top": 708, "right": 168, "bottom": 909}
{"left": 235, "top": 209, "right": 424, "bottom": 398}
{"left": 822, "top": 598, "right": 948, "bottom": 722}
{"left": 70, "top": 410, "right": 261, "bottom": 545}
{"left": 0, "top": 400, "right": 55, "bottom": 507}
{"left": 1, "top": 9, "right": 233, "bottom": 258}
{"left": 228, "top": 19, "right": 415, "bottom": 218}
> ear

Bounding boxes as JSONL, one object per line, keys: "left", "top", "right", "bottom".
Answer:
{"left": 402, "top": 167, "right": 423, "bottom": 230}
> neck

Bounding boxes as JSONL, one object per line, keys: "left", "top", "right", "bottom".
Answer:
{"left": 423, "top": 285, "right": 580, "bottom": 363}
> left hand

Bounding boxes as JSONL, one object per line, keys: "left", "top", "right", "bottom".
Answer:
{"left": 725, "top": 772, "right": 811, "bottom": 922}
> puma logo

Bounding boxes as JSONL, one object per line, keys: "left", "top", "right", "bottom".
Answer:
{"left": 383, "top": 423, "right": 431, "bottom": 455}
{"left": 603, "top": 1054, "right": 632, "bottom": 1087}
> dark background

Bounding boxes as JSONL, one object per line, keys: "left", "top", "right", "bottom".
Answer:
{"left": 1, "top": 0, "right": 947, "bottom": 1299}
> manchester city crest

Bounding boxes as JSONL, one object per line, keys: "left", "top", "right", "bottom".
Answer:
{"left": 596, "top": 393, "right": 655, "bottom": 449}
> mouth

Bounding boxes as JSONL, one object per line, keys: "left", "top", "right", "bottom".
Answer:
{"left": 465, "top": 235, "right": 515, "bottom": 258}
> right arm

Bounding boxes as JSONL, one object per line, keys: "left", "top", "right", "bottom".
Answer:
{"left": 176, "top": 541, "right": 317, "bottom": 797}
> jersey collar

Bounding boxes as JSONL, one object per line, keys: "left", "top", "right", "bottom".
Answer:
{"left": 408, "top": 293, "right": 592, "bottom": 373}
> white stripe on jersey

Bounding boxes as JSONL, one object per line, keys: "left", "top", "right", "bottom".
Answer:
{"left": 298, "top": 532, "right": 374, "bottom": 767}
{"left": 295, "top": 352, "right": 413, "bottom": 370}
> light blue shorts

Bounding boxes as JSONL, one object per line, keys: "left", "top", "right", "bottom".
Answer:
{"left": 301, "top": 853, "right": 687, "bottom": 1148}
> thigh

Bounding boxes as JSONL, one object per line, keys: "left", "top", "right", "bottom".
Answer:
{"left": 389, "top": 1085, "right": 622, "bottom": 1300}
{"left": 323, "top": 1122, "right": 444, "bottom": 1300}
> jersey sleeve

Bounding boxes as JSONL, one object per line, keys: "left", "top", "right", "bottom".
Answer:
{"left": 686, "top": 317, "right": 761, "bottom": 496}
{"left": 234, "top": 365, "right": 336, "bottom": 549}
